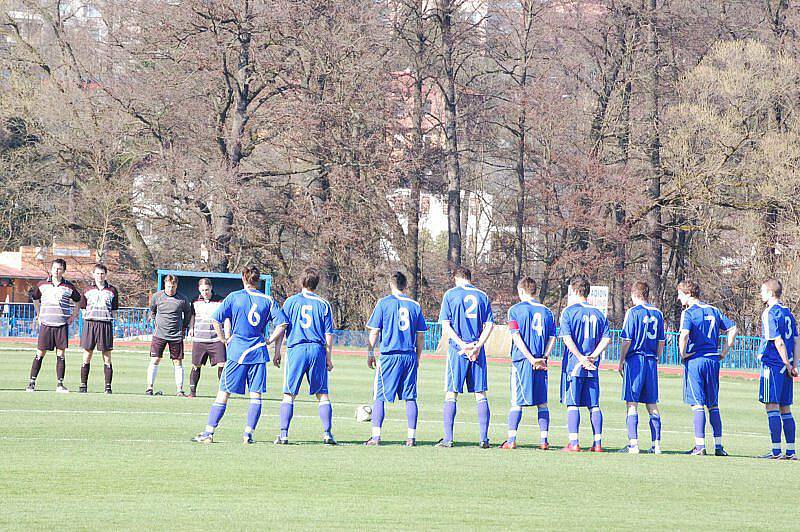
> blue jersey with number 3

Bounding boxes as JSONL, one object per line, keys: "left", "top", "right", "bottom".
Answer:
{"left": 620, "top": 305, "right": 665, "bottom": 358}
{"left": 438, "top": 284, "right": 494, "bottom": 352}
{"left": 680, "top": 303, "right": 734, "bottom": 360}
{"left": 760, "top": 303, "right": 798, "bottom": 366}
{"left": 282, "top": 291, "right": 334, "bottom": 349}
{"left": 507, "top": 301, "right": 556, "bottom": 362}
{"left": 213, "top": 289, "right": 287, "bottom": 364}
{"left": 367, "top": 294, "right": 428, "bottom": 355}
{"left": 559, "top": 303, "right": 610, "bottom": 378}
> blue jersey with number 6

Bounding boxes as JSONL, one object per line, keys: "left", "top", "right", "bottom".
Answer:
{"left": 213, "top": 289, "right": 287, "bottom": 364}
{"left": 620, "top": 305, "right": 665, "bottom": 358}
{"left": 559, "top": 302, "right": 610, "bottom": 378}
{"left": 679, "top": 303, "right": 734, "bottom": 360}
{"left": 367, "top": 294, "right": 428, "bottom": 355}
{"left": 282, "top": 290, "right": 334, "bottom": 349}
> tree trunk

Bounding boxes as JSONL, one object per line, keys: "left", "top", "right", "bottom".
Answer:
{"left": 645, "top": 0, "right": 663, "bottom": 304}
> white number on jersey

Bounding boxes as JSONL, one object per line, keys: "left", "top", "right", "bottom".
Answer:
{"left": 248, "top": 303, "right": 261, "bottom": 326}
{"left": 785, "top": 316, "right": 793, "bottom": 340}
{"left": 644, "top": 315, "right": 659, "bottom": 340}
{"left": 532, "top": 312, "right": 544, "bottom": 336}
{"left": 300, "top": 305, "right": 313, "bottom": 329}
{"left": 398, "top": 307, "right": 410, "bottom": 331}
{"left": 704, "top": 315, "right": 716, "bottom": 338}
{"left": 582, "top": 314, "right": 598, "bottom": 340}
{"left": 464, "top": 295, "right": 478, "bottom": 319}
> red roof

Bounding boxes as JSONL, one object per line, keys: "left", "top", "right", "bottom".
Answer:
{"left": 0, "top": 264, "right": 45, "bottom": 279}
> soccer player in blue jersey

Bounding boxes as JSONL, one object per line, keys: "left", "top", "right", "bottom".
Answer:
{"left": 757, "top": 279, "right": 798, "bottom": 459}
{"left": 500, "top": 276, "right": 556, "bottom": 450}
{"left": 273, "top": 268, "right": 336, "bottom": 445}
{"left": 192, "top": 267, "right": 288, "bottom": 444}
{"left": 365, "top": 271, "right": 427, "bottom": 446}
{"left": 436, "top": 266, "right": 495, "bottom": 448}
{"left": 559, "top": 276, "right": 611, "bottom": 452}
{"left": 618, "top": 281, "right": 665, "bottom": 454}
{"left": 677, "top": 279, "right": 737, "bottom": 456}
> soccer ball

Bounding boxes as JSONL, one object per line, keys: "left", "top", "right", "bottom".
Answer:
{"left": 355, "top": 404, "right": 372, "bottom": 422}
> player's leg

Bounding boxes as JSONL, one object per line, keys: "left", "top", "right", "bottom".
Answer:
{"left": 621, "top": 356, "right": 640, "bottom": 452}
{"left": 193, "top": 388, "right": 232, "bottom": 443}
{"left": 469, "top": 355, "right": 491, "bottom": 448}
{"left": 533, "top": 367, "right": 549, "bottom": 449}
{"left": 586, "top": 378, "right": 603, "bottom": 451}
{"left": 194, "top": 358, "right": 247, "bottom": 442}
{"left": 643, "top": 358, "right": 661, "bottom": 453}
{"left": 504, "top": 363, "right": 524, "bottom": 449}
{"left": 80, "top": 349, "right": 93, "bottom": 393}
{"left": 564, "top": 375, "right": 582, "bottom": 450}
{"left": 146, "top": 337, "right": 166, "bottom": 394}
{"left": 645, "top": 403, "right": 661, "bottom": 454}
{"left": 242, "top": 362, "right": 267, "bottom": 443}
{"left": 244, "top": 392, "right": 263, "bottom": 443}
{"left": 439, "top": 350, "right": 466, "bottom": 446}
{"left": 170, "top": 341, "right": 186, "bottom": 396}
{"left": 763, "top": 401, "right": 783, "bottom": 458}
{"left": 309, "top": 345, "right": 334, "bottom": 443}
{"left": 55, "top": 346, "right": 68, "bottom": 392}
{"left": 780, "top": 404, "right": 795, "bottom": 459}
{"left": 624, "top": 402, "right": 639, "bottom": 452}
{"left": 277, "top": 346, "right": 305, "bottom": 443}
{"left": 189, "top": 343, "right": 206, "bottom": 398}
{"left": 101, "top": 350, "right": 113, "bottom": 393}
{"left": 367, "top": 355, "right": 397, "bottom": 445}
{"left": 684, "top": 358, "right": 707, "bottom": 454}
{"left": 706, "top": 359, "right": 725, "bottom": 455}
{"left": 28, "top": 324, "right": 54, "bottom": 391}
{"left": 27, "top": 349, "right": 46, "bottom": 391}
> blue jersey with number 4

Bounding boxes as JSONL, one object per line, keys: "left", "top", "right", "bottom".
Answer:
{"left": 213, "top": 289, "right": 287, "bottom": 364}
{"left": 559, "top": 303, "right": 610, "bottom": 378}
{"left": 760, "top": 303, "right": 798, "bottom": 366}
{"left": 507, "top": 301, "right": 556, "bottom": 362}
{"left": 282, "top": 290, "right": 334, "bottom": 349}
{"left": 367, "top": 294, "right": 428, "bottom": 355}
{"left": 620, "top": 304, "right": 665, "bottom": 358}
{"left": 438, "top": 284, "right": 494, "bottom": 352}
{"left": 680, "top": 303, "right": 734, "bottom": 360}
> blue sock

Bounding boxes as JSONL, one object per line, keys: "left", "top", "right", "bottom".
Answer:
{"left": 590, "top": 407, "right": 603, "bottom": 447}
{"left": 768, "top": 410, "right": 782, "bottom": 456}
{"left": 782, "top": 413, "right": 796, "bottom": 456}
{"left": 649, "top": 414, "right": 661, "bottom": 444}
{"left": 708, "top": 407, "right": 723, "bottom": 449}
{"left": 626, "top": 412, "right": 639, "bottom": 443}
{"left": 245, "top": 398, "right": 262, "bottom": 435}
{"left": 205, "top": 402, "right": 226, "bottom": 433}
{"left": 567, "top": 407, "right": 580, "bottom": 445}
{"left": 371, "top": 399, "right": 385, "bottom": 441}
{"left": 443, "top": 400, "right": 457, "bottom": 443}
{"left": 319, "top": 400, "right": 332, "bottom": 437}
{"left": 477, "top": 398, "right": 490, "bottom": 442}
{"left": 507, "top": 407, "right": 522, "bottom": 443}
{"left": 406, "top": 400, "right": 418, "bottom": 431}
{"left": 279, "top": 401, "right": 293, "bottom": 439}
{"left": 692, "top": 407, "right": 706, "bottom": 448}
{"left": 537, "top": 407, "right": 549, "bottom": 443}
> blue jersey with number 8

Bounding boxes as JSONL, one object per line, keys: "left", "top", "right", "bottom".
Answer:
{"left": 213, "top": 289, "right": 287, "bottom": 364}
{"left": 367, "top": 294, "right": 427, "bottom": 355}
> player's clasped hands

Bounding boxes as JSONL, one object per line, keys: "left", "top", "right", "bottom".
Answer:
{"left": 367, "top": 352, "right": 376, "bottom": 369}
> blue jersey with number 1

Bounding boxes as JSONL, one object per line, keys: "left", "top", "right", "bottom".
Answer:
{"left": 367, "top": 294, "right": 428, "bottom": 355}
{"left": 213, "top": 289, "right": 287, "bottom": 364}
{"left": 282, "top": 290, "right": 334, "bottom": 349}
{"left": 559, "top": 302, "right": 610, "bottom": 378}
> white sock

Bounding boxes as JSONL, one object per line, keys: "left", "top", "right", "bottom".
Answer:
{"left": 372, "top": 426, "right": 381, "bottom": 438}
{"left": 174, "top": 365, "right": 184, "bottom": 391}
{"left": 147, "top": 362, "right": 158, "bottom": 387}
{"left": 408, "top": 428, "right": 416, "bottom": 439}
{"left": 508, "top": 429, "right": 517, "bottom": 439}
{"left": 630, "top": 438, "right": 638, "bottom": 447}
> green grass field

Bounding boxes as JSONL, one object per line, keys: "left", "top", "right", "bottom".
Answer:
{"left": 0, "top": 342, "right": 796, "bottom": 530}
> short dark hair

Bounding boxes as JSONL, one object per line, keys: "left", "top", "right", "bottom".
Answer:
{"left": 93, "top": 263, "right": 107, "bottom": 273}
{"left": 677, "top": 280, "right": 700, "bottom": 298}
{"left": 164, "top": 274, "right": 178, "bottom": 285}
{"left": 242, "top": 266, "right": 260, "bottom": 287}
{"left": 390, "top": 271, "right": 408, "bottom": 291}
{"left": 631, "top": 281, "right": 649, "bottom": 300}
{"left": 453, "top": 266, "right": 472, "bottom": 281}
{"left": 198, "top": 277, "right": 212, "bottom": 288}
{"left": 570, "top": 276, "right": 590, "bottom": 298}
{"left": 52, "top": 258, "right": 67, "bottom": 271}
{"left": 763, "top": 279, "right": 783, "bottom": 298}
{"left": 518, "top": 276, "right": 537, "bottom": 295}
{"left": 301, "top": 268, "right": 320, "bottom": 290}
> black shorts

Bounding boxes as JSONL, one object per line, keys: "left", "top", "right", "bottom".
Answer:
{"left": 150, "top": 337, "right": 184, "bottom": 360}
{"left": 38, "top": 324, "right": 69, "bottom": 351}
{"left": 191, "top": 341, "right": 226, "bottom": 366}
{"left": 80, "top": 320, "right": 114, "bottom": 352}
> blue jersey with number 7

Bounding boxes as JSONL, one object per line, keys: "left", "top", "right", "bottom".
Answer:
{"left": 212, "top": 289, "right": 287, "bottom": 364}
{"left": 367, "top": 294, "right": 428, "bottom": 355}
{"left": 680, "top": 303, "right": 734, "bottom": 360}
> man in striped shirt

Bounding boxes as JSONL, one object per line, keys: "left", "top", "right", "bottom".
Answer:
{"left": 188, "top": 278, "right": 226, "bottom": 397}
{"left": 78, "top": 263, "right": 119, "bottom": 394}
{"left": 27, "top": 258, "right": 81, "bottom": 393}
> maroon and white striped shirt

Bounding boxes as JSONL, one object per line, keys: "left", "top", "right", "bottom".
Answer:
{"left": 80, "top": 283, "right": 119, "bottom": 322}
{"left": 33, "top": 278, "right": 81, "bottom": 327}
{"left": 192, "top": 294, "right": 223, "bottom": 342}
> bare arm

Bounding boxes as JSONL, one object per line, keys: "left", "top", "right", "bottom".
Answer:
{"left": 212, "top": 320, "right": 226, "bottom": 343}
{"left": 325, "top": 332, "right": 334, "bottom": 370}
{"left": 473, "top": 322, "right": 495, "bottom": 351}
{"left": 510, "top": 332, "right": 537, "bottom": 365}
{"left": 587, "top": 337, "right": 611, "bottom": 362}
{"left": 441, "top": 321, "right": 469, "bottom": 352}
{"left": 719, "top": 326, "right": 737, "bottom": 360}
{"left": 562, "top": 335, "right": 595, "bottom": 369}
{"left": 657, "top": 340, "right": 665, "bottom": 358}
{"left": 267, "top": 323, "right": 287, "bottom": 345}
{"left": 416, "top": 331, "right": 424, "bottom": 363}
{"left": 793, "top": 340, "right": 800, "bottom": 374}
{"left": 619, "top": 338, "right": 631, "bottom": 376}
{"left": 543, "top": 336, "right": 556, "bottom": 359}
{"left": 773, "top": 335, "right": 792, "bottom": 372}
{"left": 367, "top": 327, "right": 380, "bottom": 369}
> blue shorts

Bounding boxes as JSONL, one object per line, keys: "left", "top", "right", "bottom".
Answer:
{"left": 683, "top": 356, "right": 720, "bottom": 406}
{"left": 445, "top": 348, "right": 488, "bottom": 394}
{"left": 759, "top": 363, "right": 794, "bottom": 406}
{"left": 374, "top": 353, "right": 418, "bottom": 402}
{"left": 283, "top": 343, "right": 328, "bottom": 396}
{"left": 622, "top": 355, "right": 659, "bottom": 404}
{"left": 510, "top": 359, "right": 548, "bottom": 407}
{"left": 219, "top": 359, "right": 266, "bottom": 395}
{"left": 560, "top": 374, "right": 599, "bottom": 408}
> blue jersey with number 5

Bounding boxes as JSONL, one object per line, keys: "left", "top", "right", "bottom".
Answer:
{"left": 438, "top": 284, "right": 494, "bottom": 351}
{"left": 282, "top": 290, "right": 334, "bottom": 349}
{"left": 559, "top": 303, "right": 610, "bottom": 377}
{"left": 367, "top": 294, "right": 428, "bottom": 355}
{"left": 620, "top": 304, "right": 665, "bottom": 358}
{"left": 759, "top": 303, "right": 798, "bottom": 366}
{"left": 680, "top": 303, "right": 734, "bottom": 360}
{"left": 507, "top": 301, "right": 556, "bottom": 362}
{"left": 213, "top": 289, "right": 287, "bottom": 364}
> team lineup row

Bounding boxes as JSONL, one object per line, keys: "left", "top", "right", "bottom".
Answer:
{"left": 23, "top": 259, "right": 798, "bottom": 457}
